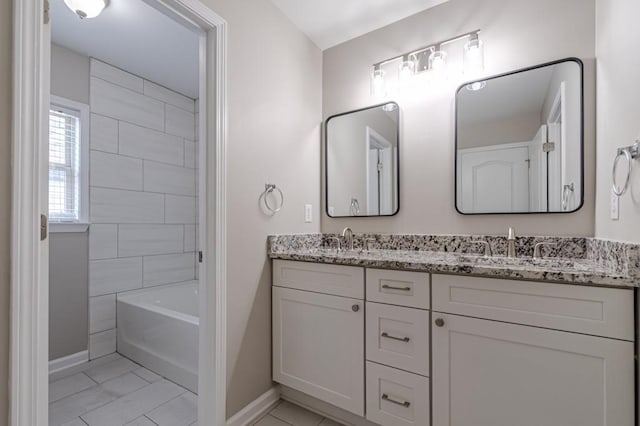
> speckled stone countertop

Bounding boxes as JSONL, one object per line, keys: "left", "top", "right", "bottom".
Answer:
{"left": 267, "top": 234, "right": 640, "bottom": 289}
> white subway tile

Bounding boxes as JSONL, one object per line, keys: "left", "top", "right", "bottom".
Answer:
{"left": 143, "top": 80, "right": 195, "bottom": 112}
{"left": 144, "top": 161, "right": 195, "bottom": 196}
{"left": 165, "top": 195, "right": 196, "bottom": 224}
{"left": 91, "top": 59, "right": 143, "bottom": 92}
{"left": 184, "top": 225, "right": 196, "bottom": 252}
{"left": 91, "top": 114, "right": 118, "bottom": 153}
{"left": 119, "top": 121, "right": 184, "bottom": 166}
{"left": 143, "top": 253, "right": 195, "bottom": 287}
{"left": 89, "top": 294, "right": 116, "bottom": 334}
{"left": 184, "top": 140, "right": 196, "bottom": 169}
{"left": 165, "top": 104, "right": 195, "bottom": 140}
{"left": 90, "top": 258, "right": 142, "bottom": 297}
{"left": 90, "top": 188, "right": 164, "bottom": 224}
{"left": 89, "top": 224, "right": 117, "bottom": 260}
{"left": 91, "top": 77, "right": 164, "bottom": 131}
{"left": 118, "top": 225, "right": 184, "bottom": 257}
{"left": 90, "top": 151, "right": 143, "bottom": 191}
{"left": 89, "top": 329, "right": 117, "bottom": 360}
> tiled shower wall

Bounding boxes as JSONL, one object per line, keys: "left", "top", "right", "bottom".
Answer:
{"left": 87, "top": 59, "right": 198, "bottom": 359}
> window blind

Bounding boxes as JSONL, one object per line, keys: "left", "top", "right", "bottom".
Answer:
{"left": 49, "top": 107, "right": 81, "bottom": 222}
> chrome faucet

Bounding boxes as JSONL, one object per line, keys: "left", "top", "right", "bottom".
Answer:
{"left": 342, "top": 227, "right": 354, "bottom": 251}
{"left": 470, "top": 240, "right": 492, "bottom": 257}
{"left": 507, "top": 227, "right": 517, "bottom": 258}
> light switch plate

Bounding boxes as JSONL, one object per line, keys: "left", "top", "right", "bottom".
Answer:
{"left": 304, "top": 204, "right": 313, "bottom": 223}
{"left": 611, "top": 190, "right": 619, "bottom": 221}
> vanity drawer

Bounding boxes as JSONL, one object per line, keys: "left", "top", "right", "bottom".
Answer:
{"left": 366, "top": 361, "right": 430, "bottom": 426}
{"left": 366, "top": 302, "right": 429, "bottom": 376}
{"left": 432, "top": 274, "right": 634, "bottom": 341}
{"left": 273, "top": 260, "right": 364, "bottom": 299}
{"left": 366, "top": 269, "right": 430, "bottom": 309}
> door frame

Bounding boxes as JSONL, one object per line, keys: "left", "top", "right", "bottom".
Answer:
{"left": 10, "top": 1, "right": 228, "bottom": 425}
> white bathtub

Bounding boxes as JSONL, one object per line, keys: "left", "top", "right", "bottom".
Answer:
{"left": 117, "top": 282, "right": 199, "bottom": 393}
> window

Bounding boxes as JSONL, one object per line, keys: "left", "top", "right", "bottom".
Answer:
{"left": 49, "top": 96, "right": 89, "bottom": 229}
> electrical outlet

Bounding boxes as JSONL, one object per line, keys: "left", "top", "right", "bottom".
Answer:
{"left": 304, "top": 204, "right": 313, "bottom": 223}
{"left": 611, "top": 190, "right": 619, "bottom": 221}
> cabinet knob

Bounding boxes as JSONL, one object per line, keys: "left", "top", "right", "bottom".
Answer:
{"left": 435, "top": 318, "right": 445, "bottom": 327}
{"left": 352, "top": 304, "right": 360, "bottom": 312}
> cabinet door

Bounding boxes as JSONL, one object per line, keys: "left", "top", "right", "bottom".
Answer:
{"left": 273, "top": 286, "right": 365, "bottom": 415}
{"left": 432, "top": 313, "right": 634, "bottom": 426}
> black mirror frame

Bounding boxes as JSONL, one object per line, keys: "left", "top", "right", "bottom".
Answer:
{"left": 324, "top": 101, "right": 401, "bottom": 218}
{"left": 454, "top": 57, "right": 585, "bottom": 215}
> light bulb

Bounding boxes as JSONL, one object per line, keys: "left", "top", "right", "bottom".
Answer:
{"left": 398, "top": 59, "right": 415, "bottom": 84}
{"left": 465, "top": 81, "right": 487, "bottom": 91}
{"left": 371, "top": 69, "right": 386, "bottom": 98}
{"left": 428, "top": 50, "right": 447, "bottom": 80}
{"left": 463, "top": 34, "right": 484, "bottom": 74}
{"left": 64, "top": 0, "right": 107, "bottom": 19}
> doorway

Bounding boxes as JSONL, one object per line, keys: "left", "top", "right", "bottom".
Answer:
{"left": 11, "top": 0, "right": 228, "bottom": 425}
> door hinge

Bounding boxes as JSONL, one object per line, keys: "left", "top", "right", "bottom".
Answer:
{"left": 198, "top": 251, "right": 203, "bottom": 263}
{"left": 43, "top": 0, "right": 50, "bottom": 24}
{"left": 377, "top": 162, "right": 383, "bottom": 172}
{"left": 543, "top": 142, "right": 555, "bottom": 153}
{"left": 40, "top": 214, "right": 48, "bottom": 241}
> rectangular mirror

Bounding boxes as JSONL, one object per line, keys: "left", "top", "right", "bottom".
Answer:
{"left": 455, "top": 58, "right": 583, "bottom": 214}
{"left": 326, "top": 102, "right": 400, "bottom": 217}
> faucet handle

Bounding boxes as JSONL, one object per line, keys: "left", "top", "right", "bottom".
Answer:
{"left": 471, "top": 240, "right": 492, "bottom": 257}
{"left": 533, "top": 241, "right": 557, "bottom": 259}
{"left": 507, "top": 227, "right": 516, "bottom": 240}
{"left": 364, "top": 238, "right": 376, "bottom": 251}
{"left": 328, "top": 237, "right": 341, "bottom": 252}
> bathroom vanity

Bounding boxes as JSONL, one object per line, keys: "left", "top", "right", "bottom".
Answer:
{"left": 269, "top": 234, "right": 638, "bottom": 426}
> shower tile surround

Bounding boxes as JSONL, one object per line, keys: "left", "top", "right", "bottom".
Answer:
{"left": 268, "top": 234, "right": 640, "bottom": 287}
{"left": 88, "top": 59, "right": 198, "bottom": 359}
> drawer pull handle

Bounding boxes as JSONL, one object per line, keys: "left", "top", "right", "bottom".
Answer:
{"left": 381, "top": 332, "right": 410, "bottom": 343}
{"left": 381, "top": 393, "right": 411, "bottom": 407}
{"left": 381, "top": 284, "right": 411, "bottom": 292}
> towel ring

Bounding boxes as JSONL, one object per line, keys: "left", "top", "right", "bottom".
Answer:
{"left": 263, "top": 184, "right": 284, "bottom": 213}
{"left": 612, "top": 142, "right": 639, "bottom": 196}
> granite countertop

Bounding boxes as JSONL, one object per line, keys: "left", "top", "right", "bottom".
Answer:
{"left": 267, "top": 234, "right": 640, "bottom": 289}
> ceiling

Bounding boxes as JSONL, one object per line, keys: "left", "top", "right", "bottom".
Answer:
{"left": 51, "top": 0, "right": 200, "bottom": 98}
{"left": 270, "top": 0, "right": 451, "bottom": 50}
{"left": 458, "top": 67, "right": 555, "bottom": 127}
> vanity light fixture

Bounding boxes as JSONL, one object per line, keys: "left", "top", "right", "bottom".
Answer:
{"left": 371, "top": 66, "right": 387, "bottom": 98}
{"left": 463, "top": 32, "right": 485, "bottom": 74}
{"left": 370, "top": 30, "right": 483, "bottom": 95}
{"left": 398, "top": 55, "right": 416, "bottom": 84}
{"left": 64, "top": 0, "right": 108, "bottom": 19}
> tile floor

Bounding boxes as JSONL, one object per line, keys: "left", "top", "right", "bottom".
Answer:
{"left": 252, "top": 401, "right": 343, "bottom": 426}
{"left": 50, "top": 353, "right": 342, "bottom": 426}
{"left": 49, "top": 353, "right": 197, "bottom": 426}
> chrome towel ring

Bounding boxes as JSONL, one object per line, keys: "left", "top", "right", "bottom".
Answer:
{"left": 263, "top": 183, "right": 284, "bottom": 213}
{"left": 612, "top": 141, "right": 639, "bottom": 196}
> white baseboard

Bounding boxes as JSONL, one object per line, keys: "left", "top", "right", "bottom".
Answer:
{"left": 49, "top": 350, "right": 89, "bottom": 375}
{"left": 281, "top": 386, "right": 378, "bottom": 426}
{"left": 227, "top": 386, "right": 282, "bottom": 426}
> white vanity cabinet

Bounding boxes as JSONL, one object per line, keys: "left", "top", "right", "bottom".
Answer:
{"left": 272, "top": 260, "right": 365, "bottom": 415}
{"left": 431, "top": 274, "right": 635, "bottom": 426}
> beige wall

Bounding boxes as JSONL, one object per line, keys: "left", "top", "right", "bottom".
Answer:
{"left": 51, "top": 43, "right": 90, "bottom": 104}
{"left": 49, "top": 232, "right": 89, "bottom": 360}
{"left": 595, "top": 0, "right": 640, "bottom": 243}
{"left": 0, "top": 0, "right": 10, "bottom": 421}
{"left": 201, "top": 0, "right": 323, "bottom": 417}
{"left": 322, "top": 0, "right": 596, "bottom": 236}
